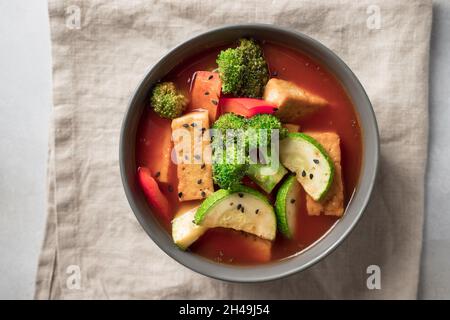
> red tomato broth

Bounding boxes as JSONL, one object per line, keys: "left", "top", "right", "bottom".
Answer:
{"left": 135, "top": 41, "right": 362, "bottom": 265}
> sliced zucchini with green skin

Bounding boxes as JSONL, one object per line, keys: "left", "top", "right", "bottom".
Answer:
{"left": 194, "top": 186, "right": 277, "bottom": 241}
{"left": 275, "top": 175, "right": 301, "bottom": 238}
{"left": 247, "top": 161, "right": 288, "bottom": 193}
{"left": 172, "top": 207, "right": 207, "bottom": 250}
{"left": 280, "top": 133, "right": 334, "bottom": 201}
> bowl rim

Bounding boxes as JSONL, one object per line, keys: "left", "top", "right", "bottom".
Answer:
{"left": 119, "top": 23, "right": 380, "bottom": 283}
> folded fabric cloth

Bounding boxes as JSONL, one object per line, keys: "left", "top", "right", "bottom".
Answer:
{"left": 36, "top": 0, "right": 432, "bottom": 299}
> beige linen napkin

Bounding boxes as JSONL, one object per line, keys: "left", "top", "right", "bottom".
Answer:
{"left": 35, "top": 0, "right": 432, "bottom": 299}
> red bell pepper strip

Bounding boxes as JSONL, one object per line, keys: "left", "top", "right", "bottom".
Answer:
{"left": 219, "top": 98, "right": 277, "bottom": 118}
{"left": 137, "top": 167, "right": 171, "bottom": 220}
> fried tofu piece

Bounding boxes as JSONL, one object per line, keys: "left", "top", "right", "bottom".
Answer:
{"left": 263, "top": 78, "right": 327, "bottom": 122}
{"left": 305, "top": 132, "right": 344, "bottom": 216}
{"left": 283, "top": 123, "right": 300, "bottom": 133}
{"left": 171, "top": 111, "right": 214, "bottom": 201}
{"left": 188, "top": 71, "right": 221, "bottom": 123}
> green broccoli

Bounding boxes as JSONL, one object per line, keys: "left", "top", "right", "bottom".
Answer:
{"left": 212, "top": 161, "right": 248, "bottom": 190}
{"left": 211, "top": 113, "right": 248, "bottom": 189}
{"left": 150, "top": 82, "right": 188, "bottom": 119}
{"left": 210, "top": 113, "right": 287, "bottom": 189}
{"left": 216, "top": 38, "right": 269, "bottom": 98}
{"left": 247, "top": 114, "right": 288, "bottom": 148}
{"left": 212, "top": 112, "right": 247, "bottom": 133}
{"left": 212, "top": 141, "right": 248, "bottom": 190}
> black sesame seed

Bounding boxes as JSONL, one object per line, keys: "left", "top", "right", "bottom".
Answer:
{"left": 201, "top": 191, "right": 206, "bottom": 197}
{"left": 309, "top": 173, "right": 314, "bottom": 180}
{"left": 302, "top": 170, "right": 306, "bottom": 177}
{"left": 182, "top": 123, "right": 189, "bottom": 128}
{"left": 191, "top": 122, "right": 197, "bottom": 127}
{"left": 168, "top": 185, "right": 173, "bottom": 192}
{"left": 313, "top": 159, "right": 320, "bottom": 164}
{"left": 255, "top": 209, "right": 259, "bottom": 214}
{"left": 155, "top": 171, "right": 161, "bottom": 178}
{"left": 241, "top": 206, "right": 245, "bottom": 213}
{"left": 208, "top": 75, "right": 213, "bottom": 80}
{"left": 237, "top": 204, "right": 242, "bottom": 210}
{"left": 178, "top": 192, "right": 183, "bottom": 198}
{"left": 290, "top": 199, "right": 296, "bottom": 204}
{"left": 204, "top": 91, "right": 209, "bottom": 96}
{"left": 230, "top": 202, "right": 234, "bottom": 206}
{"left": 197, "top": 179, "right": 202, "bottom": 184}
{"left": 184, "top": 155, "right": 189, "bottom": 160}
{"left": 201, "top": 127, "right": 206, "bottom": 134}
{"left": 238, "top": 193, "right": 244, "bottom": 198}
{"left": 211, "top": 100, "right": 218, "bottom": 105}
{"left": 272, "top": 71, "right": 278, "bottom": 77}
{"left": 194, "top": 154, "right": 201, "bottom": 160}
{"left": 201, "top": 163, "right": 206, "bottom": 169}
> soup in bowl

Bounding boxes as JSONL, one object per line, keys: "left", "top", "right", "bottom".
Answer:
{"left": 120, "top": 24, "right": 379, "bottom": 282}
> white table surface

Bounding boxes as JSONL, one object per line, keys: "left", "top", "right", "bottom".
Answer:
{"left": 0, "top": 0, "right": 448, "bottom": 299}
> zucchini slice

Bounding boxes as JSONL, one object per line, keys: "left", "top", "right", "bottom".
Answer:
{"left": 194, "top": 186, "right": 277, "bottom": 241}
{"left": 280, "top": 133, "right": 334, "bottom": 201}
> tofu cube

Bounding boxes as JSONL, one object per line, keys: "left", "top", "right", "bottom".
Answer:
{"left": 263, "top": 78, "right": 327, "bottom": 122}
{"left": 305, "top": 132, "right": 344, "bottom": 216}
{"left": 188, "top": 71, "right": 221, "bottom": 123}
{"left": 171, "top": 111, "right": 214, "bottom": 201}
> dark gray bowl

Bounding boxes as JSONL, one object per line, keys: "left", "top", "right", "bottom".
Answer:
{"left": 120, "top": 24, "right": 379, "bottom": 282}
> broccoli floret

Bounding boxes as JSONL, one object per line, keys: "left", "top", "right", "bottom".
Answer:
{"left": 216, "top": 49, "right": 244, "bottom": 97}
{"left": 210, "top": 113, "right": 287, "bottom": 189}
{"left": 150, "top": 82, "right": 188, "bottom": 119}
{"left": 212, "top": 113, "right": 248, "bottom": 155}
{"left": 211, "top": 113, "right": 248, "bottom": 189}
{"left": 247, "top": 114, "right": 288, "bottom": 147}
{"left": 212, "top": 136, "right": 248, "bottom": 190}
{"left": 212, "top": 141, "right": 248, "bottom": 190}
{"left": 216, "top": 38, "right": 269, "bottom": 98}
{"left": 212, "top": 162, "right": 248, "bottom": 190}
{"left": 212, "top": 113, "right": 247, "bottom": 133}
